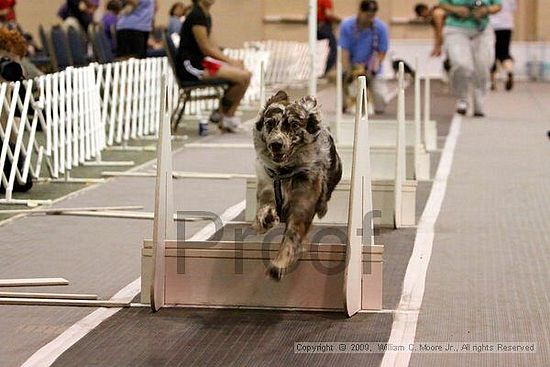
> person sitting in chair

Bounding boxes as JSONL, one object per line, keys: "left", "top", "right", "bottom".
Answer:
{"left": 176, "top": 0, "right": 251, "bottom": 132}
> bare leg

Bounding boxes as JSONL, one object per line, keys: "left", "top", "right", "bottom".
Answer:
{"left": 503, "top": 59, "right": 514, "bottom": 91}
{"left": 203, "top": 64, "right": 251, "bottom": 117}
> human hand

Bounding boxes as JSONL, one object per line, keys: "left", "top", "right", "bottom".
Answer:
{"left": 229, "top": 58, "right": 244, "bottom": 68}
{"left": 472, "top": 6, "right": 489, "bottom": 20}
{"left": 431, "top": 44, "right": 442, "bottom": 57}
{"left": 453, "top": 6, "right": 470, "bottom": 18}
{"left": 78, "top": 1, "right": 88, "bottom": 12}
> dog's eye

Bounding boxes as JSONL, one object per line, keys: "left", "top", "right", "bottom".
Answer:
{"left": 265, "top": 119, "right": 275, "bottom": 131}
{"left": 281, "top": 120, "right": 291, "bottom": 131}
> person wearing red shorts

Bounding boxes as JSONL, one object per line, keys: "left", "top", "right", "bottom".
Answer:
{"left": 176, "top": 0, "right": 251, "bottom": 132}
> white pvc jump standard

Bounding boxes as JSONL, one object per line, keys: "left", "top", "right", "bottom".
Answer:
{"left": 142, "top": 76, "right": 383, "bottom": 316}
{"left": 246, "top": 65, "right": 417, "bottom": 228}
{"left": 332, "top": 48, "right": 435, "bottom": 180}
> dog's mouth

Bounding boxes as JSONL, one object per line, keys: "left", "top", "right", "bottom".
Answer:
{"left": 270, "top": 151, "right": 286, "bottom": 163}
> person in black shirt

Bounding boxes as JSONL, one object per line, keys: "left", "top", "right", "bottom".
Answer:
{"left": 176, "top": 0, "right": 251, "bottom": 132}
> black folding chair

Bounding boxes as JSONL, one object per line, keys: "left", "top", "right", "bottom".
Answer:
{"left": 163, "top": 31, "right": 229, "bottom": 132}
{"left": 47, "top": 26, "right": 73, "bottom": 71}
{"left": 88, "top": 24, "right": 114, "bottom": 64}
{"left": 67, "top": 26, "right": 91, "bottom": 66}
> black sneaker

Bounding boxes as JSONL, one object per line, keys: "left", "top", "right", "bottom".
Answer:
{"left": 473, "top": 111, "right": 486, "bottom": 118}
{"left": 505, "top": 72, "right": 514, "bottom": 91}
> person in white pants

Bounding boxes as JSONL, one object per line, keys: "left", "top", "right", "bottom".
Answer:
{"left": 439, "top": 0, "right": 502, "bottom": 116}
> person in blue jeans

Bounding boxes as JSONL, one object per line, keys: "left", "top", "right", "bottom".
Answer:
{"left": 339, "top": 0, "right": 389, "bottom": 114}
{"left": 116, "top": 0, "right": 155, "bottom": 59}
{"left": 316, "top": 0, "right": 340, "bottom": 75}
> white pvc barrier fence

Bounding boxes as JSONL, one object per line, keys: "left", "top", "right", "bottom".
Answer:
{"left": 39, "top": 65, "right": 105, "bottom": 178}
{"left": 0, "top": 81, "right": 48, "bottom": 205}
{"left": 244, "top": 40, "right": 329, "bottom": 87}
{"left": 96, "top": 57, "right": 173, "bottom": 144}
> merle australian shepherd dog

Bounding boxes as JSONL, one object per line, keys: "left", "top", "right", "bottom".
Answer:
{"left": 253, "top": 91, "right": 342, "bottom": 280}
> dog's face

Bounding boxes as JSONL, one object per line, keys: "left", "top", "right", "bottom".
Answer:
{"left": 255, "top": 91, "right": 321, "bottom": 165}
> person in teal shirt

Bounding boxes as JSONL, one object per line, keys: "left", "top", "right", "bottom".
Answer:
{"left": 439, "top": 0, "right": 502, "bottom": 116}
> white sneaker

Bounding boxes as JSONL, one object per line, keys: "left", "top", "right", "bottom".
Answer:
{"left": 221, "top": 115, "right": 241, "bottom": 133}
{"left": 456, "top": 100, "right": 468, "bottom": 115}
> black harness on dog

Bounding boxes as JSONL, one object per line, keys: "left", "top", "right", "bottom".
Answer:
{"left": 263, "top": 166, "right": 302, "bottom": 219}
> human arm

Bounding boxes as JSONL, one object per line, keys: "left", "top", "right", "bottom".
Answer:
{"left": 369, "top": 21, "right": 389, "bottom": 73}
{"left": 120, "top": 0, "right": 139, "bottom": 16}
{"left": 438, "top": 1, "right": 470, "bottom": 18}
{"left": 191, "top": 25, "right": 236, "bottom": 65}
{"left": 431, "top": 7, "right": 445, "bottom": 56}
{"left": 471, "top": 1, "right": 502, "bottom": 20}
{"left": 339, "top": 20, "right": 352, "bottom": 73}
{"left": 324, "top": 0, "right": 341, "bottom": 23}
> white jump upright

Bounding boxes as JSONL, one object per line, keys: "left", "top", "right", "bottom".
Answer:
{"left": 150, "top": 75, "right": 175, "bottom": 312}
{"left": 345, "top": 75, "right": 375, "bottom": 316}
{"left": 308, "top": 0, "right": 317, "bottom": 96}
{"left": 423, "top": 75, "right": 437, "bottom": 151}
{"left": 394, "top": 63, "right": 407, "bottom": 228}
{"left": 0, "top": 81, "right": 49, "bottom": 206}
{"left": 334, "top": 48, "right": 432, "bottom": 181}
{"left": 142, "top": 79, "right": 383, "bottom": 315}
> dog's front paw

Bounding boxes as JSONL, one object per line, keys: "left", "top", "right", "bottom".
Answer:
{"left": 266, "top": 243, "right": 303, "bottom": 281}
{"left": 253, "top": 205, "right": 279, "bottom": 234}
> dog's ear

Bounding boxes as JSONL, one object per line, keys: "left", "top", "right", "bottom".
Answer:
{"left": 256, "top": 91, "right": 289, "bottom": 131}
{"left": 265, "top": 90, "right": 289, "bottom": 107}
{"left": 299, "top": 96, "right": 321, "bottom": 135}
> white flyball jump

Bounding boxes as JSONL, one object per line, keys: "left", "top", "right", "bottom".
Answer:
{"left": 332, "top": 47, "right": 437, "bottom": 180}
{"left": 246, "top": 64, "right": 417, "bottom": 228}
{"left": 142, "top": 76, "right": 383, "bottom": 316}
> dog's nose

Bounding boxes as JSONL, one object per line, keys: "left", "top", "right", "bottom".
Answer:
{"left": 269, "top": 141, "right": 283, "bottom": 153}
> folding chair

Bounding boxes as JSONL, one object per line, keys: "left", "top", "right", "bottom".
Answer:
{"left": 88, "top": 24, "right": 115, "bottom": 64}
{"left": 47, "top": 26, "right": 73, "bottom": 71}
{"left": 67, "top": 26, "right": 91, "bottom": 66}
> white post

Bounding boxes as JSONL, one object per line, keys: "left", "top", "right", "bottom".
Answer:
{"left": 308, "top": 0, "right": 317, "bottom": 96}
{"left": 394, "top": 63, "right": 406, "bottom": 228}
{"left": 344, "top": 75, "right": 373, "bottom": 317}
{"left": 107, "top": 62, "right": 119, "bottom": 146}
{"left": 259, "top": 60, "right": 266, "bottom": 108}
{"left": 335, "top": 46, "right": 343, "bottom": 142}
{"left": 423, "top": 75, "right": 431, "bottom": 149}
{"left": 414, "top": 56, "right": 421, "bottom": 180}
{"left": 151, "top": 75, "right": 174, "bottom": 312}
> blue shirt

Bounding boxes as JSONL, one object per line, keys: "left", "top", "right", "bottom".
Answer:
{"left": 168, "top": 16, "right": 183, "bottom": 35}
{"left": 117, "top": 0, "right": 155, "bottom": 32}
{"left": 339, "top": 16, "right": 389, "bottom": 71}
